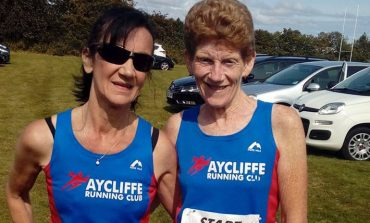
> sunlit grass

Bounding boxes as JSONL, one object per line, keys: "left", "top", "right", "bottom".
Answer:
{"left": 0, "top": 52, "right": 369, "bottom": 222}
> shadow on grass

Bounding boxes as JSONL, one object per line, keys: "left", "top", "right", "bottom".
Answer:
{"left": 0, "top": 62, "right": 11, "bottom": 67}
{"left": 307, "top": 146, "right": 342, "bottom": 159}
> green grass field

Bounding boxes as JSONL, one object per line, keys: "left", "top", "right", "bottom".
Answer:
{"left": 1, "top": 52, "right": 369, "bottom": 222}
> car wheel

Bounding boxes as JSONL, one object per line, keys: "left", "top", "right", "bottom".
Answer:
{"left": 341, "top": 127, "right": 370, "bottom": 161}
{"left": 160, "top": 62, "right": 169, "bottom": 70}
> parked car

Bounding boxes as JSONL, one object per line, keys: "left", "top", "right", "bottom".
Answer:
{"left": 293, "top": 67, "right": 370, "bottom": 161}
{"left": 153, "top": 55, "right": 174, "bottom": 70}
{"left": 0, "top": 43, "right": 10, "bottom": 64}
{"left": 167, "top": 75, "right": 203, "bottom": 106}
{"left": 154, "top": 43, "right": 166, "bottom": 57}
{"left": 247, "top": 56, "right": 326, "bottom": 83}
{"left": 166, "top": 55, "right": 324, "bottom": 107}
{"left": 242, "top": 61, "right": 370, "bottom": 105}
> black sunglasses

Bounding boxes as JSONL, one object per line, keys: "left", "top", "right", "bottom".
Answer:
{"left": 97, "top": 44, "right": 154, "bottom": 72}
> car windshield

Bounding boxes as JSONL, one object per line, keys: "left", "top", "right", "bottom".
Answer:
{"left": 331, "top": 67, "right": 370, "bottom": 95}
{"left": 264, "top": 64, "right": 322, "bottom": 85}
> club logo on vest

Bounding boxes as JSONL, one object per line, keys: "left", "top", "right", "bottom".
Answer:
{"left": 130, "top": 160, "right": 143, "bottom": 171}
{"left": 207, "top": 161, "right": 266, "bottom": 182}
{"left": 61, "top": 171, "right": 143, "bottom": 202}
{"left": 188, "top": 155, "right": 212, "bottom": 175}
{"left": 85, "top": 179, "right": 143, "bottom": 201}
{"left": 62, "top": 171, "right": 90, "bottom": 190}
{"left": 247, "top": 141, "right": 262, "bottom": 153}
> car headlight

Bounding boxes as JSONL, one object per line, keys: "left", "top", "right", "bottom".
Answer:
{"left": 318, "top": 102, "right": 345, "bottom": 115}
{"left": 180, "top": 85, "right": 199, "bottom": 93}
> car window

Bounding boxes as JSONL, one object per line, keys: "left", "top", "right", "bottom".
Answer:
{"left": 310, "top": 67, "right": 341, "bottom": 90}
{"left": 265, "top": 64, "right": 321, "bottom": 85}
{"left": 251, "top": 61, "right": 300, "bottom": 80}
{"left": 279, "top": 61, "right": 298, "bottom": 69}
{"left": 334, "top": 67, "right": 370, "bottom": 95}
{"left": 347, "top": 66, "right": 368, "bottom": 77}
{"left": 252, "top": 62, "right": 280, "bottom": 79}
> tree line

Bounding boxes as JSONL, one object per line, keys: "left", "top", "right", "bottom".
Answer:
{"left": 255, "top": 28, "right": 370, "bottom": 62}
{"left": 0, "top": 0, "right": 369, "bottom": 64}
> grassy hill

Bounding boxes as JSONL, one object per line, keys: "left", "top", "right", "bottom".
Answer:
{"left": 0, "top": 52, "right": 369, "bottom": 222}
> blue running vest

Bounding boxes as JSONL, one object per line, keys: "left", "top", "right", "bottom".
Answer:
{"left": 176, "top": 100, "right": 279, "bottom": 223}
{"left": 43, "top": 109, "right": 157, "bottom": 223}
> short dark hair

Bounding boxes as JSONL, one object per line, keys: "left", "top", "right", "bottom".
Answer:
{"left": 73, "top": 6, "right": 155, "bottom": 110}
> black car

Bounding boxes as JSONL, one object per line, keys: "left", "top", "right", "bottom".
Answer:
{"left": 153, "top": 55, "right": 174, "bottom": 70}
{"left": 167, "top": 75, "right": 203, "bottom": 106}
{"left": 0, "top": 43, "right": 10, "bottom": 64}
{"left": 166, "top": 55, "right": 326, "bottom": 107}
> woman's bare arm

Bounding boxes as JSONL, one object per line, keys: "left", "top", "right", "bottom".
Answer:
{"left": 272, "top": 105, "right": 308, "bottom": 223}
{"left": 6, "top": 119, "right": 53, "bottom": 222}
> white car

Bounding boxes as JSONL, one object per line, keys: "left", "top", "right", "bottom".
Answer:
{"left": 0, "top": 43, "right": 10, "bottom": 64}
{"left": 154, "top": 43, "right": 166, "bottom": 57}
{"left": 242, "top": 61, "right": 370, "bottom": 105}
{"left": 293, "top": 67, "right": 370, "bottom": 161}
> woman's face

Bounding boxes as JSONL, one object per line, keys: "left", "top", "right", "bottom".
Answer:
{"left": 84, "top": 27, "right": 153, "bottom": 108}
{"left": 187, "top": 40, "right": 254, "bottom": 108}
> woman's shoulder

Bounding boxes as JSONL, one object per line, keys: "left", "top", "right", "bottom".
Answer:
{"left": 21, "top": 117, "right": 55, "bottom": 145}
{"left": 162, "top": 110, "right": 184, "bottom": 146}
{"left": 271, "top": 104, "right": 301, "bottom": 129}
{"left": 271, "top": 104, "right": 306, "bottom": 154}
{"left": 17, "top": 116, "right": 55, "bottom": 166}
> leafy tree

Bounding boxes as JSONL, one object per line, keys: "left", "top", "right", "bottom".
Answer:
{"left": 276, "top": 28, "right": 305, "bottom": 55}
{"left": 316, "top": 31, "right": 346, "bottom": 60}
{"left": 255, "top": 29, "right": 277, "bottom": 55}
{"left": 353, "top": 33, "right": 370, "bottom": 62}
{"left": 48, "top": 0, "right": 128, "bottom": 55}
{"left": 300, "top": 34, "right": 317, "bottom": 57}
{"left": 1, "top": 0, "right": 369, "bottom": 62}
{"left": 0, "top": 0, "right": 56, "bottom": 49}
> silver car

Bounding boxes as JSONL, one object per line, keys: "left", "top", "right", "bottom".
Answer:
{"left": 242, "top": 61, "right": 370, "bottom": 105}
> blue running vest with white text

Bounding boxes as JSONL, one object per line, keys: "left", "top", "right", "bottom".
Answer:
{"left": 43, "top": 109, "right": 156, "bottom": 223}
{"left": 176, "top": 100, "right": 279, "bottom": 223}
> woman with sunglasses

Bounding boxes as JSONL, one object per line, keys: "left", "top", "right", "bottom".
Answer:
{"left": 163, "top": 0, "right": 307, "bottom": 222}
{"left": 6, "top": 6, "right": 177, "bottom": 222}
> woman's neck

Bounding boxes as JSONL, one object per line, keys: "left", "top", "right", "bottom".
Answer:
{"left": 78, "top": 100, "right": 134, "bottom": 135}
{"left": 198, "top": 92, "right": 257, "bottom": 135}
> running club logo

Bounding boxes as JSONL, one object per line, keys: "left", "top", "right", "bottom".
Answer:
{"left": 188, "top": 155, "right": 212, "bottom": 175}
{"left": 62, "top": 171, "right": 143, "bottom": 202}
{"left": 62, "top": 171, "right": 90, "bottom": 190}
{"left": 187, "top": 156, "right": 266, "bottom": 182}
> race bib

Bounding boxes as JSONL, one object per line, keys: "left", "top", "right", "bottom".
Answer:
{"left": 181, "top": 208, "right": 261, "bottom": 223}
